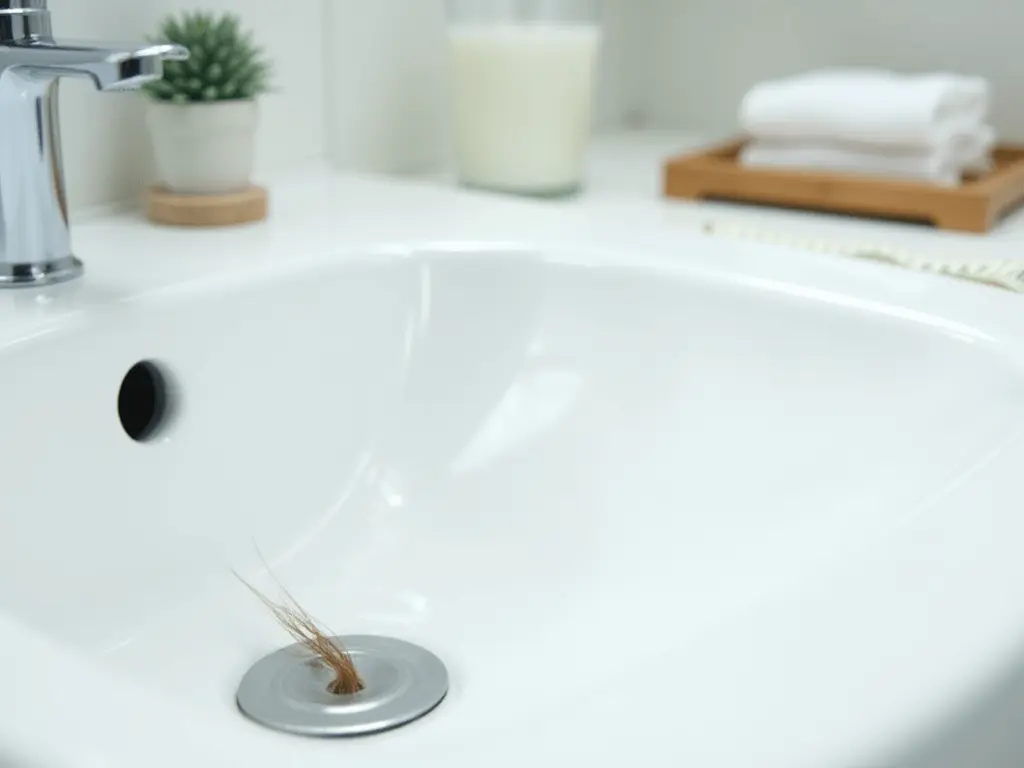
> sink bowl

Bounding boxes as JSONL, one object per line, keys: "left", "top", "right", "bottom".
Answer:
{"left": 4, "top": 224, "right": 1024, "bottom": 766}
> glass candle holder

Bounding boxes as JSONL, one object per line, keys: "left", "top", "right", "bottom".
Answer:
{"left": 446, "top": 0, "right": 603, "bottom": 197}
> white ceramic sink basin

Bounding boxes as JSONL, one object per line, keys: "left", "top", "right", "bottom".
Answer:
{"left": 4, "top": 185, "right": 1024, "bottom": 766}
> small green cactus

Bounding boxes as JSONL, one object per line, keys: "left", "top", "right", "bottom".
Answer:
{"left": 145, "top": 11, "right": 271, "bottom": 104}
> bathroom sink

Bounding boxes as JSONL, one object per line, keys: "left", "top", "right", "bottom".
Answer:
{"left": 4, "top": 202, "right": 1024, "bottom": 766}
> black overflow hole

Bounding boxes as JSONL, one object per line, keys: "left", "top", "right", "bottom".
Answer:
{"left": 118, "top": 361, "right": 172, "bottom": 442}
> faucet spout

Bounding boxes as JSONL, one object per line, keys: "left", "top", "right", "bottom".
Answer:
{"left": 3, "top": 40, "right": 188, "bottom": 91}
{"left": 0, "top": 0, "right": 189, "bottom": 287}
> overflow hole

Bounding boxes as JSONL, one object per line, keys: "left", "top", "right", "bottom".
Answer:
{"left": 118, "top": 361, "right": 172, "bottom": 442}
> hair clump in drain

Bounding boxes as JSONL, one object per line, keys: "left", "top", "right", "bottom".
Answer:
{"left": 236, "top": 571, "right": 365, "bottom": 696}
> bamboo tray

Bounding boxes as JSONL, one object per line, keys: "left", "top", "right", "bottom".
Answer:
{"left": 664, "top": 140, "right": 1024, "bottom": 233}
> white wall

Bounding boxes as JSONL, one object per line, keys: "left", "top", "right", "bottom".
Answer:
{"left": 49, "top": 0, "right": 325, "bottom": 210}
{"left": 629, "top": 0, "right": 1024, "bottom": 139}
{"left": 323, "top": 0, "right": 449, "bottom": 173}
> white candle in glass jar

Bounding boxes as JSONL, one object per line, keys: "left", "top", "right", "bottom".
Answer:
{"left": 449, "top": 23, "right": 602, "bottom": 196}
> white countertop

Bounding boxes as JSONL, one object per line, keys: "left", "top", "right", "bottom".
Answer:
{"left": 6, "top": 128, "right": 1017, "bottom": 346}
{"left": 84, "top": 129, "right": 1024, "bottom": 273}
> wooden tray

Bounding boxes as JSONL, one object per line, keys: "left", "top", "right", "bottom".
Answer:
{"left": 664, "top": 140, "right": 1024, "bottom": 233}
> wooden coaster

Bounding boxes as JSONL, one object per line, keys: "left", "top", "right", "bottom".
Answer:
{"left": 146, "top": 185, "right": 269, "bottom": 227}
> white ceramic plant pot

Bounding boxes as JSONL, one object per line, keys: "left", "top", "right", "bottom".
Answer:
{"left": 147, "top": 99, "right": 259, "bottom": 194}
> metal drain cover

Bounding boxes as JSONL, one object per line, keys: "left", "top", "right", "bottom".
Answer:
{"left": 237, "top": 635, "right": 448, "bottom": 737}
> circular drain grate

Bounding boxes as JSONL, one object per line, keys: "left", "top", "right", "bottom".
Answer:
{"left": 236, "top": 635, "right": 448, "bottom": 737}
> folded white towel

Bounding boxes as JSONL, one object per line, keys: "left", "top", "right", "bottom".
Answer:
{"left": 740, "top": 69, "right": 991, "bottom": 148}
{"left": 740, "top": 141, "right": 964, "bottom": 186}
{"left": 739, "top": 122, "right": 997, "bottom": 185}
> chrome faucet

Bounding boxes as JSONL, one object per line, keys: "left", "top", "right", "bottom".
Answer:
{"left": 0, "top": 0, "right": 187, "bottom": 288}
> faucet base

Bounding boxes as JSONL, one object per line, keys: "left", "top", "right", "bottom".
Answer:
{"left": 0, "top": 256, "right": 83, "bottom": 288}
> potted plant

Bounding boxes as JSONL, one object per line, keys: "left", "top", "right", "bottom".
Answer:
{"left": 145, "top": 11, "right": 271, "bottom": 195}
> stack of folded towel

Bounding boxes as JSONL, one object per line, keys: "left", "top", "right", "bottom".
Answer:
{"left": 739, "top": 69, "right": 996, "bottom": 186}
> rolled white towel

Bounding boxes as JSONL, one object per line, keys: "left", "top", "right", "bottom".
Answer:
{"left": 740, "top": 69, "right": 991, "bottom": 148}
{"left": 740, "top": 140, "right": 964, "bottom": 186}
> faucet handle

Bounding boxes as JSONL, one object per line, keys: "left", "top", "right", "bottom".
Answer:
{"left": 151, "top": 42, "right": 190, "bottom": 62}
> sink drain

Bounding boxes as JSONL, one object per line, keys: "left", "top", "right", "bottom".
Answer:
{"left": 236, "top": 635, "right": 448, "bottom": 737}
